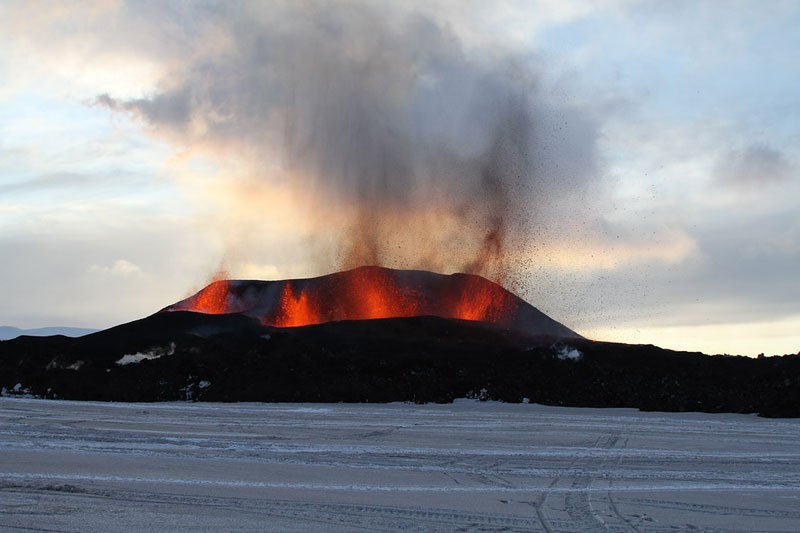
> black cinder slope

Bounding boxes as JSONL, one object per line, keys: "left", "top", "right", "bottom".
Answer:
{"left": 0, "top": 311, "right": 798, "bottom": 416}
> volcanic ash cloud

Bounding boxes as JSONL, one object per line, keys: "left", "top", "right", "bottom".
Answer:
{"left": 97, "top": 2, "right": 599, "bottom": 283}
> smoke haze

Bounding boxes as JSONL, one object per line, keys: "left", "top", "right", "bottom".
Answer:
{"left": 97, "top": 1, "right": 599, "bottom": 284}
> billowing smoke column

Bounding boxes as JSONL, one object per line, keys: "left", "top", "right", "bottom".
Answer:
{"left": 97, "top": 2, "right": 597, "bottom": 283}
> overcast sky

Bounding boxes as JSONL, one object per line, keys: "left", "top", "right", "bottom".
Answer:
{"left": 1, "top": 0, "right": 798, "bottom": 356}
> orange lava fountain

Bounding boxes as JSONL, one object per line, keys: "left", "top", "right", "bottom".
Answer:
{"left": 188, "top": 280, "right": 231, "bottom": 314}
{"left": 168, "top": 267, "right": 522, "bottom": 329}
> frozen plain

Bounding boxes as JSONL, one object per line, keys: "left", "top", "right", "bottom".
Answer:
{"left": 1, "top": 398, "right": 799, "bottom": 532}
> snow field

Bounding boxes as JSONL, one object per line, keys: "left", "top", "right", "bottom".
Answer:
{"left": 1, "top": 398, "right": 799, "bottom": 531}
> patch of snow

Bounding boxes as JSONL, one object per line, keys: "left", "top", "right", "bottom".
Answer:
{"left": 116, "top": 343, "right": 176, "bottom": 366}
{"left": 181, "top": 383, "right": 196, "bottom": 401}
{"left": 556, "top": 345, "right": 583, "bottom": 362}
{"left": 198, "top": 380, "right": 211, "bottom": 389}
{"left": 8, "top": 383, "right": 36, "bottom": 398}
{"left": 46, "top": 358, "right": 84, "bottom": 371}
{"left": 464, "top": 388, "right": 490, "bottom": 401}
{"left": 1, "top": 400, "right": 800, "bottom": 530}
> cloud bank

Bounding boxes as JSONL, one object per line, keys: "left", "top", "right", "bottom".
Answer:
{"left": 715, "top": 144, "right": 793, "bottom": 188}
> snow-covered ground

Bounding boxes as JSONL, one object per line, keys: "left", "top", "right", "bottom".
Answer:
{"left": 1, "top": 398, "right": 799, "bottom": 531}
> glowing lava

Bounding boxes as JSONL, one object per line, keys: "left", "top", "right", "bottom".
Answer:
{"left": 272, "top": 283, "right": 318, "bottom": 328}
{"left": 450, "top": 275, "right": 515, "bottom": 324}
{"left": 269, "top": 268, "right": 431, "bottom": 327}
{"left": 162, "top": 266, "right": 581, "bottom": 338}
{"left": 186, "top": 279, "right": 232, "bottom": 314}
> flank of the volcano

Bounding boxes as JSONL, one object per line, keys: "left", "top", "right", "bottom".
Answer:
{"left": 162, "top": 266, "right": 581, "bottom": 339}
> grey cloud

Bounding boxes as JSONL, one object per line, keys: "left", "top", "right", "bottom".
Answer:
{"left": 715, "top": 144, "right": 794, "bottom": 187}
{"left": 94, "top": 93, "right": 117, "bottom": 110}
{"left": 0, "top": 224, "right": 214, "bottom": 329}
{"left": 564, "top": 209, "right": 800, "bottom": 332}
{"left": 97, "top": 90, "right": 192, "bottom": 130}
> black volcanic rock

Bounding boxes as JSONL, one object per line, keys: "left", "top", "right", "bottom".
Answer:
{"left": 1, "top": 311, "right": 798, "bottom": 417}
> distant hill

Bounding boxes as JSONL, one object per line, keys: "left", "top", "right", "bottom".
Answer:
{"left": 0, "top": 326, "right": 98, "bottom": 341}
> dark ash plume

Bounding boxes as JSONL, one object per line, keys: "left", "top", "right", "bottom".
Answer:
{"left": 97, "top": 1, "right": 598, "bottom": 281}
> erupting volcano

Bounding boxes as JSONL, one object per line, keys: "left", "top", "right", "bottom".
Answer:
{"left": 6, "top": 269, "right": 798, "bottom": 416}
{"left": 161, "top": 266, "right": 581, "bottom": 338}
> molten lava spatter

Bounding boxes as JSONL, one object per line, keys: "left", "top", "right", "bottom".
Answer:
{"left": 185, "top": 280, "right": 232, "bottom": 314}
{"left": 162, "top": 266, "right": 581, "bottom": 338}
{"left": 262, "top": 268, "right": 512, "bottom": 327}
{"left": 269, "top": 267, "right": 422, "bottom": 327}
{"left": 450, "top": 275, "right": 515, "bottom": 324}
{"left": 273, "top": 283, "right": 318, "bottom": 328}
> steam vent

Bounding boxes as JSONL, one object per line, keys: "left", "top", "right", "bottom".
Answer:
{"left": 162, "top": 266, "right": 581, "bottom": 338}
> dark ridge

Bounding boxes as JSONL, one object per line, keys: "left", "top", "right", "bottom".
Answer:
{"left": 0, "top": 326, "right": 99, "bottom": 341}
{"left": 1, "top": 311, "right": 798, "bottom": 417}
